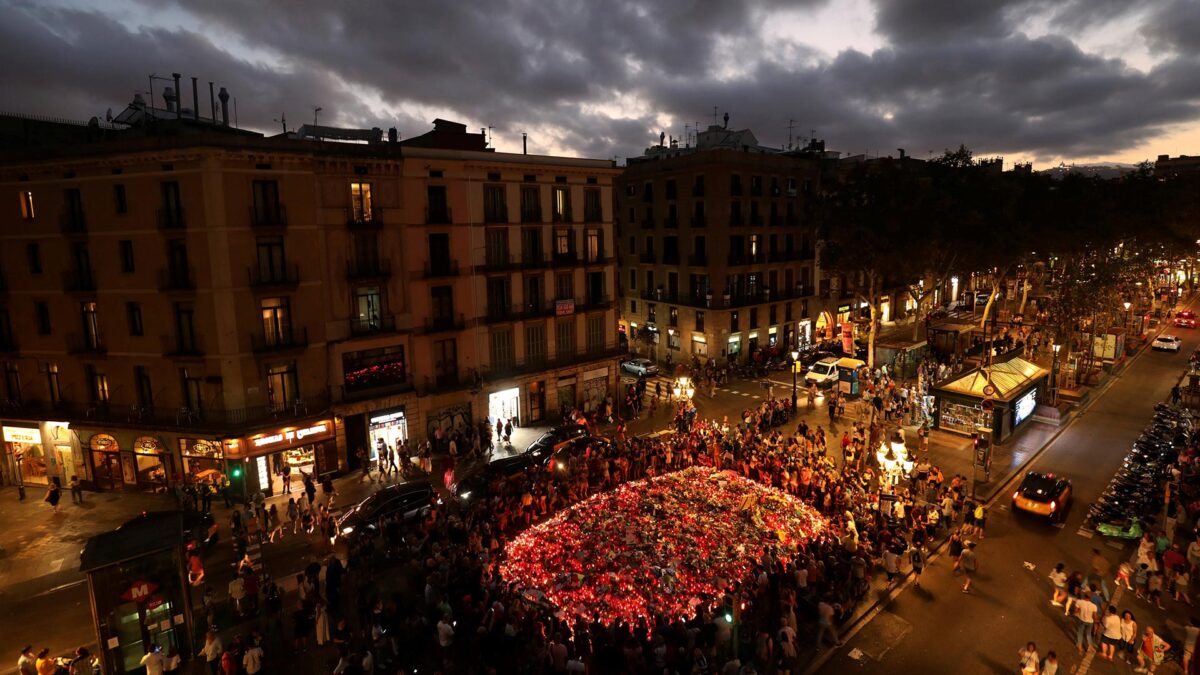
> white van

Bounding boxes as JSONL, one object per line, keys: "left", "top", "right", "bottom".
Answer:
{"left": 804, "top": 357, "right": 840, "bottom": 387}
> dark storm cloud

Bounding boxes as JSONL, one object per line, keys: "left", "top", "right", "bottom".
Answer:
{"left": 0, "top": 0, "right": 1197, "bottom": 163}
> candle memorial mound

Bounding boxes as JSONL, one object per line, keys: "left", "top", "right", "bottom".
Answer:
{"left": 501, "top": 466, "right": 827, "bottom": 625}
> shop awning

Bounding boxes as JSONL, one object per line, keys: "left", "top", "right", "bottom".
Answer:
{"left": 929, "top": 321, "right": 976, "bottom": 335}
{"left": 933, "top": 357, "right": 1048, "bottom": 402}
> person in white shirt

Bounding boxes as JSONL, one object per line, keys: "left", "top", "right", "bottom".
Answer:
{"left": 437, "top": 614, "right": 455, "bottom": 648}
{"left": 1100, "top": 606, "right": 1122, "bottom": 660}
{"left": 242, "top": 643, "right": 263, "bottom": 674}
{"left": 139, "top": 648, "right": 166, "bottom": 675}
{"left": 1073, "top": 593, "right": 1097, "bottom": 653}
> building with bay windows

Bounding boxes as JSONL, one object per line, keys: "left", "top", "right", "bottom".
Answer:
{"left": 0, "top": 93, "right": 620, "bottom": 496}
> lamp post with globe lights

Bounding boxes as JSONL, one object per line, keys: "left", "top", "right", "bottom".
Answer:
{"left": 790, "top": 349, "right": 800, "bottom": 410}
{"left": 876, "top": 428, "right": 914, "bottom": 497}
{"left": 1124, "top": 300, "right": 1132, "bottom": 335}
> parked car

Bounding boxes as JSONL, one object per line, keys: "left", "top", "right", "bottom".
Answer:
{"left": 336, "top": 480, "right": 437, "bottom": 538}
{"left": 524, "top": 424, "right": 590, "bottom": 463}
{"left": 1175, "top": 310, "right": 1196, "bottom": 328}
{"left": 804, "top": 357, "right": 840, "bottom": 387}
{"left": 1153, "top": 335, "right": 1183, "bottom": 352}
{"left": 1012, "top": 471, "right": 1072, "bottom": 521}
{"left": 452, "top": 453, "right": 539, "bottom": 501}
{"left": 547, "top": 436, "right": 612, "bottom": 473}
{"left": 620, "top": 358, "right": 660, "bottom": 377}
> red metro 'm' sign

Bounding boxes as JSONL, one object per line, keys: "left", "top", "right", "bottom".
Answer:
{"left": 121, "top": 580, "right": 160, "bottom": 603}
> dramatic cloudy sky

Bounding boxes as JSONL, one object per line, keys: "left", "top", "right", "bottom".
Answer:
{"left": 2, "top": 0, "right": 1199, "bottom": 167}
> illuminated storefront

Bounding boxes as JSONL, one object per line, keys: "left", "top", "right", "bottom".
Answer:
{"left": 3, "top": 421, "right": 79, "bottom": 487}
{"left": 241, "top": 419, "right": 336, "bottom": 497}
{"left": 932, "top": 355, "right": 1048, "bottom": 443}
{"left": 179, "top": 438, "right": 225, "bottom": 486}
{"left": 368, "top": 408, "right": 409, "bottom": 461}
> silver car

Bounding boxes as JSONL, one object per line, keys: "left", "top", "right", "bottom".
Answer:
{"left": 621, "top": 358, "right": 659, "bottom": 377}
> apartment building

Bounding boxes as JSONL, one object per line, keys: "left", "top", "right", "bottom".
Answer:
{"left": 617, "top": 126, "right": 827, "bottom": 364}
{"left": 0, "top": 101, "right": 619, "bottom": 496}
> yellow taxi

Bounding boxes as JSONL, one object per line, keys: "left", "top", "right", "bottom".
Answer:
{"left": 1012, "top": 471, "right": 1072, "bottom": 521}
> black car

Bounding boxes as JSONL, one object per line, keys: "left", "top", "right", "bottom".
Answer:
{"left": 547, "top": 436, "right": 612, "bottom": 474}
{"left": 119, "top": 510, "right": 216, "bottom": 545}
{"left": 336, "top": 480, "right": 437, "bottom": 538}
{"left": 524, "top": 424, "right": 589, "bottom": 463}
{"left": 452, "top": 453, "right": 540, "bottom": 501}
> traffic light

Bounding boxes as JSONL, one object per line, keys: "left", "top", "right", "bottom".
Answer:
{"left": 230, "top": 466, "right": 243, "bottom": 479}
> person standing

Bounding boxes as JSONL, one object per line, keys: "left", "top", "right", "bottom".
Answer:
{"left": 139, "top": 646, "right": 166, "bottom": 675}
{"left": 17, "top": 646, "right": 36, "bottom": 675}
{"left": 910, "top": 546, "right": 925, "bottom": 587}
{"left": 1072, "top": 590, "right": 1098, "bottom": 654}
{"left": 44, "top": 479, "right": 61, "bottom": 514}
{"left": 198, "top": 631, "right": 223, "bottom": 675}
{"left": 1017, "top": 642, "right": 1039, "bottom": 674}
{"left": 242, "top": 640, "right": 263, "bottom": 675}
{"left": 281, "top": 462, "right": 291, "bottom": 494}
{"left": 69, "top": 475, "right": 83, "bottom": 504}
{"left": 1100, "top": 606, "right": 1121, "bottom": 661}
{"left": 958, "top": 541, "right": 978, "bottom": 593}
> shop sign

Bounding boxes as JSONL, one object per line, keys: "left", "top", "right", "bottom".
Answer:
{"left": 583, "top": 367, "right": 608, "bottom": 381}
{"left": 837, "top": 304, "right": 851, "bottom": 313}
{"left": 369, "top": 409, "right": 407, "bottom": 427}
{"left": 179, "top": 438, "right": 223, "bottom": 458}
{"left": 133, "top": 436, "right": 164, "bottom": 453}
{"left": 250, "top": 420, "right": 332, "bottom": 449}
{"left": 1013, "top": 389, "right": 1037, "bottom": 426}
{"left": 555, "top": 299, "right": 576, "bottom": 316}
{"left": 3, "top": 426, "right": 39, "bottom": 444}
{"left": 89, "top": 433, "right": 119, "bottom": 451}
{"left": 121, "top": 579, "right": 160, "bottom": 603}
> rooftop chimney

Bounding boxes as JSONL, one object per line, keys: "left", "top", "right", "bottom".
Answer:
{"left": 218, "top": 87, "right": 230, "bottom": 126}
{"left": 209, "top": 82, "right": 216, "bottom": 122}
{"left": 522, "top": 132, "right": 528, "bottom": 155}
{"left": 388, "top": 127, "right": 398, "bottom": 143}
{"left": 172, "top": 73, "right": 182, "bottom": 119}
{"left": 191, "top": 77, "right": 200, "bottom": 121}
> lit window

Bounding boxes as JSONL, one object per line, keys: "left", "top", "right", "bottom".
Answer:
{"left": 18, "top": 191, "right": 34, "bottom": 219}
{"left": 350, "top": 182, "right": 373, "bottom": 221}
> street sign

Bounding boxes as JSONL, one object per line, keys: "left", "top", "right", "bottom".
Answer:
{"left": 982, "top": 384, "right": 996, "bottom": 397}
{"left": 981, "top": 398, "right": 994, "bottom": 412}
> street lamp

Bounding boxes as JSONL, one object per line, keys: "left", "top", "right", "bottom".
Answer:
{"left": 1051, "top": 343, "right": 1062, "bottom": 406}
{"left": 876, "top": 429, "right": 914, "bottom": 492}
{"left": 672, "top": 376, "right": 695, "bottom": 401}
{"left": 790, "top": 349, "right": 800, "bottom": 410}
{"left": 1123, "top": 301, "right": 1132, "bottom": 335}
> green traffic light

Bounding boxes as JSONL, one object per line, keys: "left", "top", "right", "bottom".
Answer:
{"left": 231, "top": 467, "right": 243, "bottom": 478}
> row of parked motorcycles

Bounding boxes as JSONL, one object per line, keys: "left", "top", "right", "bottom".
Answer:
{"left": 1086, "top": 402, "right": 1192, "bottom": 538}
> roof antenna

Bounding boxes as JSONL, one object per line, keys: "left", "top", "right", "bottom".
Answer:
{"left": 275, "top": 113, "right": 287, "bottom": 134}
{"left": 787, "top": 118, "right": 797, "bottom": 150}
{"left": 712, "top": 106, "right": 719, "bottom": 126}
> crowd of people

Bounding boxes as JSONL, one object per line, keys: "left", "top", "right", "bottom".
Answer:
{"left": 177, "top": 379, "right": 991, "bottom": 675}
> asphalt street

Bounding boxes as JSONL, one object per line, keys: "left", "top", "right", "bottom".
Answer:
{"left": 814, "top": 319, "right": 1200, "bottom": 674}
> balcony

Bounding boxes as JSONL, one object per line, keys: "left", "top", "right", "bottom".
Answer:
{"left": 163, "top": 340, "right": 204, "bottom": 359}
{"left": 640, "top": 288, "right": 680, "bottom": 303}
{"left": 584, "top": 208, "right": 603, "bottom": 223}
{"left": 159, "top": 268, "right": 196, "bottom": 293}
{"left": 421, "top": 313, "right": 466, "bottom": 335}
{"left": 749, "top": 214, "right": 764, "bottom": 227}
{"left": 639, "top": 252, "right": 657, "bottom": 264}
{"left": 662, "top": 252, "right": 680, "bottom": 265}
{"left": 769, "top": 215, "right": 782, "bottom": 227}
{"left": 346, "top": 258, "right": 392, "bottom": 281}
{"left": 66, "top": 332, "right": 107, "bottom": 356}
{"left": 664, "top": 216, "right": 678, "bottom": 229}
{"left": 157, "top": 207, "right": 185, "bottom": 230}
{"left": 692, "top": 185, "right": 705, "bottom": 198}
{"left": 484, "top": 344, "right": 627, "bottom": 380}
{"left": 423, "top": 372, "right": 464, "bottom": 394}
{"left": 338, "top": 372, "right": 414, "bottom": 402}
{"left": 729, "top": 214, "right": 743, "bottom": 227}
{"left": 485, "top": 305, "right": 519, "bottom": 324}
{"left": 248, "top": 264, "right": 300, "bottom": 290}
{"left": 552, "top": 252, "right": 580, "bottom": 267}
{"left": 583, "top": 253, "right": 611, "bottom": 266}
{"left": 798, "top": 247, "right": 816, "bottom": 260}
{"left": 640, "top": 218, "right": 655, "bottom": 230}
{"left": 579, "top": 295, "right": 613, "bottom": 312}
{"left": 426, "top": 206, "right": 452, "bottom": 225}
{"left": 690, "top": 215, "right": 706, "bottom": 228}
{"left": 251, "top": 326, "right": 309, "bottom": 353}
{"left": 520, "top": 251, "right": 549, "bottom": 269}
{"left": 346, "top": 207, "right": 382, "bottom": 229}
{"left": 5, "top": 390, "right": 334, "bottom": 434}
{"left": 552, "top": 209, "right": 573, "bottom": 224}
{"left": 520, "top": 207, "right": 543, "bottom": 224}
{"left": 250, "top": 204, "right": 288, "bottom": 228}
{"left": 476, "top": 254, "right": 519, "bottom": 274}
{"left": 687, "top": 253, "right": 708, "bottom": 266}
{"left": 349, "top": 314, "right": 397, "bottom": 336}
{"left": 59, "top": 210, "right": 87, "bottom": 234}
{"left": 423, "top": 259, "right": 460, "bottom": 278}
{"left": 727, "top": 254, "right": 747, "bottom": 266}
{"left": 484, "top": 207, "right": 510, "bottom": 224}
{"left": 62, "top": 270, "right": 96, "bottom": 293}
